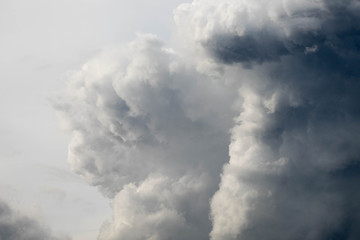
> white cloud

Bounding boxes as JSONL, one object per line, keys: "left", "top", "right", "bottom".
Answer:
{"left": 54, "top": 33, "right": 236, "bottom": 238}
{"left": 98, "top": 175, "right": 213, "bottom": 240}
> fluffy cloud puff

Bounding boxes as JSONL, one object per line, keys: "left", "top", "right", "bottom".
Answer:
{"left": 55, "top": 0, "right": 360, "bottom": 239}
{"left": 0, "top": 200, "right": 70, "bottom": 240}
{"left": 98, "top": 174, "right": 216, "bottom": 240}
{"left": 54, "top": 34, "right": 237, "bottom": 239}
{"left": 55, "top": 35, "right": 236, "bottom": 196}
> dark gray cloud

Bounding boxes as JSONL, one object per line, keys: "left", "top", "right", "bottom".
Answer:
{"left": 204, "top": 0, "right": 360, "bottom": 67}
{"left": 0, "top": 200, "right": 70, "bottom": 240}
{"left": 205, "top": 32, "right": 289, "bottom": 65}
{"left": 193, "top": 0, "right": 360, "bottom": 239}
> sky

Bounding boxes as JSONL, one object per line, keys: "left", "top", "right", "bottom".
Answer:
{"left": 1, "top": 0, "right": 360, "bottom": 240}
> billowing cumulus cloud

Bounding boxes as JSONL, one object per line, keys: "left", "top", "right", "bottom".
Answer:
{"left": 54, "top": 34, "right": 237, "bottom": 238}
{"left": 0, "top": 200, "right": 70, "bottom": 240}
{"left": 179, "top": 0, "right": 360, "bottom": 239}
{"left": 54, "top": 0, "right": 360, "bottom": 239}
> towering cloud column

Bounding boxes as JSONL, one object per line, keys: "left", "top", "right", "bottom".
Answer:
{"left": 176, "top": 0, "right": 360, "bottom": 239}
{"left": 56, "top": 0, "right": 360, "bottom": 239}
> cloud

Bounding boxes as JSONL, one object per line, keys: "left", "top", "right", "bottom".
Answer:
{"left": 175, "top": 0, "right": 360, "bottom": 66}
{"left": 54, "top": 0, "right": 360, "bottom": 239}
{"left": 0, "top": 200, "right": 70, "bottom": 240}
{"left": 54, "top": 34, "right": 236, "bottom": 238}
{"left": 98, "top": 174, "right": 216, "bottom": 240}
{"left": 55, "top": 34, "right": 236, "bottom": 193}
{"left": 174, "top": 0, "right": 360, "bottom": 239}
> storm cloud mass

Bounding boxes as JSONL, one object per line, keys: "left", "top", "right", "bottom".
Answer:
{"left": 53, "top": 0, "right": 360, "bottom": 239}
